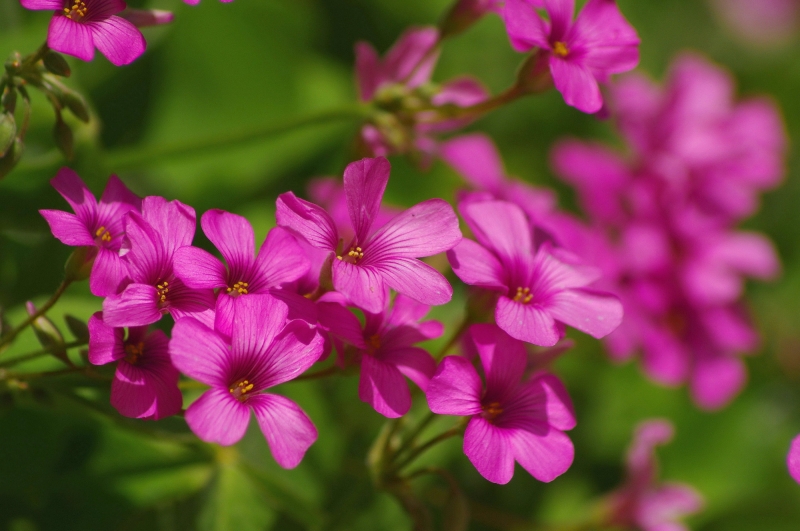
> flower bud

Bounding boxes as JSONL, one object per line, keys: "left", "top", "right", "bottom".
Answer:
{"left": 26, "top": 301, "right": 70, "bottom": 366}
{"left": 43, "top": 51, "right": 71, "bottom": 77}
{"left": 1, "top": 87, "right": 16, "bottom": 114}
{"left": 0, "top": 137, "right": 23, "bottom": 180}
{"left": 0, "top": 112, "right": 16, "bottom": 157}
{"left": 53, "top": 113, "right": 74, "bottom": 160}
{"left": 61, "top": 90, "right": 90, "bottom": 123}
{"left": 64, "top": 315, "right": 89, "bottom": 342}
{"left": 514, "top": 50, "right": 553, "bottom": 95}
{"left": 440, "top": 0, "right": 497, "bottom": 39}
{"left": 118, "top": 8, "right": 175, "bottom": 27}
{"left": 64, "top": 246, "right": 95, "bottom": 282}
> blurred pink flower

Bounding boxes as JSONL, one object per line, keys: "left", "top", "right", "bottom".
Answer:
{"left": 788, "top": 434, "right": 800, "bottom": 484}
{"left": 118, "top": 8, "right": 173, "bottom": 27}
{"left": 20, "top": 0, "right": 146, "bottom": 66}
{"left": 710, "top": 0, "right": 799, "bottom": 47}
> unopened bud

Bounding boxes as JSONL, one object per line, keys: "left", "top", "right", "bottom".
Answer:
{"left": 514, "top": 50, "right": 553, "bottom": 95}
{"left": 53, "top": 114, "right": 74, "bottom": 159}
{"left": 0, "top": 113, "right": 15, "bottom": 157}
{"left": 118, "top": 8, "right": 175, "bottom": 27}
{"left": 4, "top": 52, "right": 21, "bottom": 76}
{"left": 1, "top": 88, "right": 16, "bottom": 114}
{"left": 440, "top": 0, "right": 497, "bottom": 39}
{"left": 0, "top": 137, "right": 23, "bottom": 180}
{"left": 26, "top": 302, "right": 71, "bottom": 366}
{"left": 61, "top": 90, "right": 90, "bottom": 123}
{"left": 43, "top": 51, "right": 71, "bottom": 77}
{"left": 64, "top": 315, "right": 89, "bottom": 342}
{"left": 64, "top": 246, "right": 95, "bottom": 282}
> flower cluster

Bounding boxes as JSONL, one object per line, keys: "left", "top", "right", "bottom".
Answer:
{"left": 547, "top": 53, "right": 785, "bottom": 410}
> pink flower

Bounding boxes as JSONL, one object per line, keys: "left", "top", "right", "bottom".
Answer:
{"left": 20, "top": 0, "right": 146, "bottom": 66}
{"left": 117, "top": 8, "right": 173, "bottom": 27}
{"left": 503, "top": 0, "right": 640, "bottom": 113}
{"left": 426, "top": 324, "right": 576, "bottom": 484}
{"left": 88, "top": 312, "right": 182, "bottom": 420}
{"left": 173, "top": 210, "right": 310, "bottom": 338}
{"left": 710, "top": 0, "right": 799, "bottom": 48}
{"left": 183, "top": 0, "right": 233, "bottom": 5}
{"left": 606, "top": 420, "right": 703, "bottom": 531}
{"left": 355, "top": 28, "right": 488, "bottom": 160}
{"left": 788, "top": 434, "right": 800, "bottom": 484}
{"left": 102, "top": 196, "right": 215, "bottom": 328}
{"left": 323, "top": 294, "right": 441, "bottom": 418}
{"left": 170, "top": 294, "right": 323, "bottom": 468}
{"left": 276, "top": 157, "right": 461, "bottom": 314}
{"left": 447, "top": 199, "right": 623, "bottom": 346}
{"left": 39, "top": 167, "right": 140, "bottom": 297}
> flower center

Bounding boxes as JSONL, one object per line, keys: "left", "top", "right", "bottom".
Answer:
{"left": 124, "top": 341, "right": 145, "bottom": 365}
{"left": 367, "top": 334, "right": 381, "bottom": 351}
{"left": 482, "top": 401, "right": 504, "bottom": 422}
{"left": 156, "top": 281, "right": 170, "bottom": 304}
{"left": 336, "top": 246, "right": 365, "bottom": 264}
{"left": 94, "top": 226, "right": 112, "bottom": 244}
{"left": 553, "top": 41, "right": 569, "bottom": 58}
{"left": 512, "top": 286, "right": 533, "bottom": 304}
{"left": 63, "top": 0, "right": 88, "bottom": 21}
{"left": 226, "top": 281, "right": 249, "bottom": 297}
{"left": 229, "top": 379, "right": 255, "bottom": 402}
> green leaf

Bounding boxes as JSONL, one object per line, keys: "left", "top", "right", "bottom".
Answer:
{"left": 197, "top": 461, "right": 277, "bottom": 531}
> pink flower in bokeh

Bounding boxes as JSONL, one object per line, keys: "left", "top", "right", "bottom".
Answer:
{"left": 20, "top": 0, "right": 146, "bottom": 66}
{"left": 710, "top": 0, "right": 799, "bottom": 48}
{"left": 607, "top": 420, "right": 703, "bottom": 531}
{"left": 788, "top": 434, "right": 800, "bottom": 484}
{"left": 323, "top": 294, "right": 441, "bottom": 418}
{"left": 102, "top": 196, "right": 215, "bottom": 328}
{"left": 426, "top": 324, "right": 576, "bottom": 484}
{"left": 277, "top": 157, "right": 461, "bottom": 314}
{"left": 170, "top": 295, "right": 323, "bottom": 468}
{"left": 40, "top": 167, "right": 140, "bottom": 297}
{"left": 503, "top": 0, "right": 640, "bottom": 113}
{"left": 447, "top": 199, "right": 623, "bottom": 346}
{"left": 118, "top": 8, "right": 173, "bottom": 27}
{"left": 173, "top": 209, "right": 309, "bottom": 338}
{"left": 88, "top": 313, "right": 182, "bottom": 420}
{"left": 183, "top": 0, "right": 233, "bottom": 5}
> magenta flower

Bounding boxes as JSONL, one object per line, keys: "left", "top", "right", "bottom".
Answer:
{"left": 448, "top": 199, "right": 623, "bottom": 346}
{"left": 170, "top": 294, "right": 323, "bottom": 468}
{"left": 173, "top": 209, "right": 310, "bottom": 338}
{"left": 39, "top": 167, "right": 140, "bottom": 297}
{"left": 323, "top": 294, "right": 441, "bottom": 418}
{"left": 20, "top": 0, "right": 146, "bottom": 66}
{"left": 788, "top": 434, "right": 800, "bottom": 484}
{"left": 710, "top": 0, "right": 799, "bottom": 48}
{"left": 503, "top": 0, "right": 640, "bottom": 113}
{"left": 276, "top": 157, "right": 461, "bottom": 314}
{"left": 426, "top": 324, "right": 576, "bottom": 484}
{"left": 102, "top": 196, "right": 215, "bottom": 328}
{"left": 87, "top": 312, "right": 182, "bottom": 420}
{"left": 606, "top": 420, "right": 703, "bottom": 531}
{"left": 118, "top": 8, "right": 174, "bottom": 27}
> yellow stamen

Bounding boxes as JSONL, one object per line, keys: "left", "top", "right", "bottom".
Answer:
{"left": 553, "top": 41, "right": 569, "bottom": 58}
{"left": 226, "top": 281, "right": 249, "bottom": 295}
{"left": 483, "top": 401, "right": 504, "bottom": 421}
{"left": 156, "top": 281, "right": 169, "bottom": 303}
{"left": 229, "top": 379, "right": 255, "bottom": 401}
{"left": 64, "top": 0, "right": 88, "bottom": 21}
{"left": 512, "top": 286, "right": 533, "bottom": 304}
{"left": 124, "top": 341, "right": 145, "bottom": 365}
{"left": 95, "top": 226, "right": 112, "bottom": 243}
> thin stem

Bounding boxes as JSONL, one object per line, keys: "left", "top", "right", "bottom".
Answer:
{"left": 292, "top": 364, "right": 340, "bottom": 382}
{"left": 392, "top": 411, "right": 436, "bottom": 463}
{"left": 0, "top": 279, "right": 71, "bottom": 351}
{"left": 427, "top": 84, "right": 526, "bottom": 124}
{"left": 0, "top": 338, "right": 88, "bottom": 368}
{"left": 22, "top": 42, "right": 49, "bottom": 69}
{"left": 392, "top": 425, "right": 464, "bottom": 473}
{"left": 106, "top": 106, "right": 371, "bottom": 170}
{"left": 434, "top": 316, "right": 471, "bottom": 360}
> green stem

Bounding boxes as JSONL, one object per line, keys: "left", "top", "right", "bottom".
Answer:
{"left": 22, "top": 42, "right": 50, "bottom": 69}
{"left": 392, "top": 424, "right": 464, "bottom": 473}
{"left": 106, "top": 106, "right": 371, "bottom": 170}
{"left": 0, "top": 279, "right": 71, "bottom": 352}
{"left": 0, "top": 338, "right": 88, "bottom": 368}
{"left": 392, "top": 411, "right": 436, "bottom": 463}
{"left": 292, "top": 364, "right": 340, "bottom": 382}
{"left": 434, "top": 316, "right": 471, "bottom": 360}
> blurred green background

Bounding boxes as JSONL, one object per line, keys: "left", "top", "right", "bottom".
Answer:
{"left": 1, "top": 0, "right": 799, "bottom": 529}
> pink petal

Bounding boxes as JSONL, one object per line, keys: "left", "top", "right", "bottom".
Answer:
{"left": 426, "top": 355, "right": 483, "bottom": 416}
{"left": 447, "top": 239, "right": 506, "bottom": 290}
{"left": 471, "top": 324, "right": 527, "bottom": 397}
{"left": 20, "top": 0, "right": 62, "bottom": 9}
{"left": 529, "top": 373, "right": 576, "bottom": 431}
{"left": 49, "top": 167, "right": 97, "bottom": 224}
{"left": 638, "top": 484, "right": 704, "bottom": 527}
{"left": 381, "top": 347, "right": 437, "bottom": 392}
{"left": 39, "top": 210, "right": 94, "bottom": 246}
{"left": 550, "top": 58, "right": 603, "bottom": 114}
{"left": 383, "top": 27, "right": 440, "bottom": 89}
{"left": 201, "top": 210, "right": 254, "bottom": 275}
{"left": 250, "top": 393, "right": 318, "bottom": 469}
{"left": 366, "top": 199, "right": 461, "bottom": 260}
{"left": 111, "top": 354, "right": 182, "bottom": 420}
{"left": 373, "top": 257, "right": 453, "bottom": 307}
{"left": 503, "top": 0, "right": 551, "bottom": 51}
{"left": 276, "top": 192, "right": 339, "bottom": 251}
{"left": 544, "top": 0, "right": 575, "bottom": 41}
{"left": 140, "top": 197, "right": 195, "bottom": 258}
{"left": 545, "top": 288, "right": 623, "bottom": 339}
{"left": 102, "top": 284, "right": 161, "bottom": 327}
{"left": 253, "top": 227, "right": 310, "bottom": 288}
{"left": 464, "top": 417, "right": 515, "bottom": 484}
{"left": 89, "top": 16, "right": 146, "bottom": 66}
{"left": 386, "top": 293, "right": 433, "bottom": 328}
{"left": 344, "top": 157, "right": 391, "bottom": 243}
{"left": 359, "top": 354, "right": 411, "bottom": 418}
{"left": 569, "top": 0, "right": 639, "bottom": 74}
{"left": 230, "top": 294, "right": 289, "bottom": 363}
{"left": 48, "top": 16, "right": 95, "bottom": 62}
{"left": 169, "top": 317, "right": 231, "bottom": 386}
{"left": 90, "top": 246, "right": 125, "bottom": 297}
{"left": 317, "top": 300, "right": 367, "bottom": 348}
{"left": 88, "top": 312, "right": 125, "bottom": 365}
{"left": 213, "top": 293, "right": 237, "bottom": 340}
{"left": 532, "top": 244, "right": 603, "bottom": 291}
{"left": 332, "top": 260, "right": 387, "bottom": 314}
{"left": 641, "top": 328, "right": 690, "bottom": 386}
{"left": 185, "top": 388, "right": 251, "bottom": 446}
{"left": 496, "top": 296, "right": 561, "bottom": 346}
{"left": 122, "top": 211, "right": 166, "bottom": 285}
{"left": 788, "top": 434, "right": 800, "bottom": 484}
{"left": 690, "top": 353, "right": 746, "bottom": 411}
{"left": 98, "top": 174, "right": 141, "bottom": 215}
{"left": 256, "top": 320, "right": 324, "bottom": 389}
{"left": 510, "top": 426, "right": 574, "bottom": 482}
{"left": 173, "top": 246, "right": 228, "bottom": 289}
{"left": 460, "top": 200, "right": 531, "bottom": 264}
{"left": 440, "top": 134, "right": 506, "bottom": 193}
{"left": 355, "top": 42, "right": 381, "bottom": 101}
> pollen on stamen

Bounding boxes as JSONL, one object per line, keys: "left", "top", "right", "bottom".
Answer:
{"left": 513, "top": 286, "right": 533, "bottom": 304}
{"left": 226, "top": 281, "right": 249, "bottom": 296}
{"left": 483, "top": 401, "right": 504, "bottom": 421}
{"left": 229, "top": 379, "right": 255, "bottom": 401}
{"left": 553, "top": 41, "right": 569, "bottom": 58}
{"left": 156, "top": 281, "right": 169, "bottom": 303}
{"left": 95, "top": 226, "right": 112, "bottom": 243}
{"left": 124, "top": 341, "right": 145, "bottom": 365}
